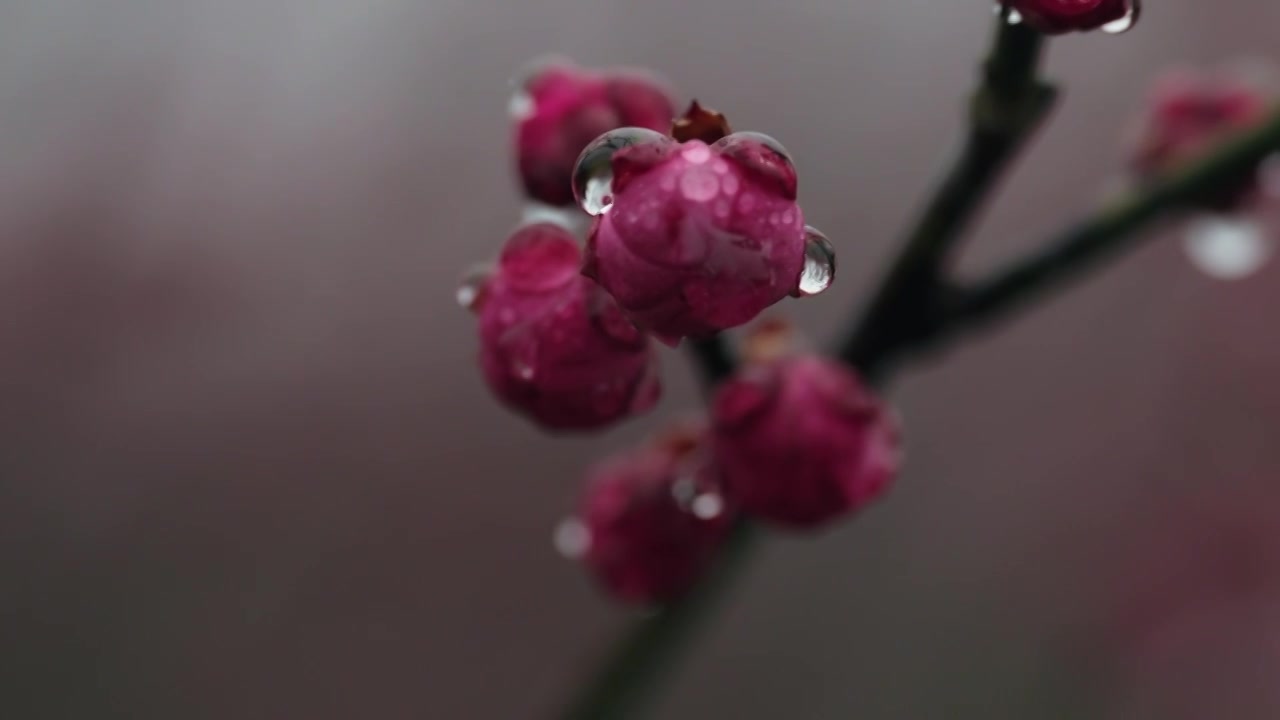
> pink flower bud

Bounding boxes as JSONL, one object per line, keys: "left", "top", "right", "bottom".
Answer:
{"left": 469, "top": 223, "right": 660, "bottom": 431}
{"left": 579, "top": 129, "right": 834, "bottom": 345}
{"left": 573, "top": 427, "right": 734, "bottom": 604}
{"left": 1003, "top": 0, "right": 1139, "bottom": 35}
{"left": 1130, "top": 68, "right": 1275, "bottom": 210}
{"left": 513, "top": 59, "right": 676, "bottom": 208}
{"left": 710, "top": 356, "right": 900, "bottom": 529}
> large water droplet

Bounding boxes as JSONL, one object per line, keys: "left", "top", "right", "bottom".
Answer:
{"left": 796, "top": 226, "right": 836, "bottom": 297}
{"left": 714, "top": 131, "right": 797, "bottom": 199}
{"left": 1101, "top": 0, "right": 1140, "bottom": 34}
{"left": 1184, "top": 214, "right": 1272, "bottom": 280}
{"left": 456, "top": 264, "right": 492, "bottom": 312}
{"left": 553, "top": 518, "right": 590, "bottom": 559}
{"left": 572, "top": 128, "right": 669, "bottom": 216}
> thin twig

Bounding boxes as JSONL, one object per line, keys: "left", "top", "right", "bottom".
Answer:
{"left": 951, "top": 109, "right": 1280, "bottom": 331}
{"left": 839, "top": 21, "right": 1054, "bottom": 380}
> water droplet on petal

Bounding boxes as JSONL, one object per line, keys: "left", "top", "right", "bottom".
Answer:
{"left": 573, "top": 128, "right": 670, "bottom": 216}
{"left": 1184, "top": 214, "right": 1272, "bottom": 280}
{"left": 714, "top": 131, "right": 798, "bottom": 199}
{"left": 796, "top": 226, "right": 836, "bottom": 296}
{"left": 680, "top": 166, "right": 721, "bottom": 203}
{"left": 1101, "top": 0, "right": 1140, "bottom": 34}
{"left": 691, "top": 493, "right": 725, "bottom": 520}
{"left": 456, "top": 264, "right": 492, "bottom": 311}
{"left": 553, "top": 518, "right": 591, "bottom": 559}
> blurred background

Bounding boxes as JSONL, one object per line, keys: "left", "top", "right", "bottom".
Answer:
{"left": 2, "top": 1, "right": 1280, "bottom": 718}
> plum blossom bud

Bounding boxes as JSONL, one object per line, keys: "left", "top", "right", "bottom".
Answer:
{"left": 513, "top": 59, "right": 676, "bottom": 208}
{"left": 467, "top": 223, "right": 660, "bottom": 430}
{"left": 1127, "top": 67, "right": 1280, "bottom": 279}
{"left": 578, "top": 111, "right": 834, "bottom": 345}
{"left": 1003, "top": 0, "right": 1139, "bottom": 35}
{"left": 711, "top": 356, "right": 900, "bottom": 529}
{"left": 1130, "top": 68, "right": 1276, "bottom": 210}
{"left": 572, "top": 426, "right": 734, "bottom": 604}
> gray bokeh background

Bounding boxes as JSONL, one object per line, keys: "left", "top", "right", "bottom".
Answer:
{"left": 3, "top": 1, "right": 1280, "bottom": 718}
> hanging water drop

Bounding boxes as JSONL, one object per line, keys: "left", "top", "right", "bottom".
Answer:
{"left": 1183, "top": 214, "right": 1272, "bottom": 280}
{"left": 553, "top": 518, "right": 591, "bottom": 559}
{"left": 572, "top": 128, "right": 670, "bottom": 216}
{"left": 1101, "top": 0, "right": 1140, "bottom": 34}
{"left": 456, "top": 265, "right": 492, "bottom": 311}
{"left": 691, "top": 493, "right": 725, "bottom": 521}
{"left": 796, "top": 226, "right": 836, "bottom": 296}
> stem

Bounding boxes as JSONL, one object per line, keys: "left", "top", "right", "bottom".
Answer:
{"left": 952, "top": 109, "right": 1280, "bottom": 331}
{"left": 839, "top": 21, "right": 1055, "bottom": 379}
{"left": 685, "top": 336, "right": 736, "bottom": 391}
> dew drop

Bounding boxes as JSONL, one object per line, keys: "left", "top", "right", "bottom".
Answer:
{"left": 513, "top": 359, "right": 536, "bottom": 381}
{"left": 796, "top": 226, "right": 836, "bottom": 296}
{"left": 456, "top": 264, "right": 492, "bottom": 311}
{"left": 680, "top": 166, "right": 721, "bottom": 203}
{"left": 1101, "top": 0, "right": 1140, "bottom": 34}
{"left": 691, "top": 493, "right": 725, "bottom": 520}
{"left": 1183, "top": 214, "right": 1272, "bottom": 280}
{"left": 572, "top": 128, "right": 669, "bottom": 216}
{"left": 681, "top": 143, "right": 712, "bottom": 164}
{"left": 553, "top": 518, "right": 591, "bottom": 559}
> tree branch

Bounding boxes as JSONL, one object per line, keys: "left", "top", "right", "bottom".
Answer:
{"left": 951, "top": 109, "right": 1280, "bottom": 331}
{"left": 839, "top": 20, "right": 1055, "bottom": 380}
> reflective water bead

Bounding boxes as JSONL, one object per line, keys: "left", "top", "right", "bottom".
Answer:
{"left": 795, "top": 226, "right": 836, "bottom": 297}
{"left": 1183, "top": 214, "right": 1272, "bottom": 280}
{"left": 572, "top": 128, "right": 670, "bottom": 216}
{"left": 1101, "top": 0, "right": 1140, "bottom": 34}
{"left": 714, "top": 131, "right": 798, "bottom": 200}
{"left": 553, "top": 518, "right": 591, "bottom": 559}
{"left": 456, "top": 264, "right": 492, "bottom": 311}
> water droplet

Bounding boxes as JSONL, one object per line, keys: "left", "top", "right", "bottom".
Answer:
{"left": 691, "top": 493, "right": 724, "bottom": 520}
{"left": 796, "top": 226, "right": 836, "bottom": 296}
{"left": 681, "top": 143, "right": 712, "bottom": 164}
{"left": 508, "top": 92, "right": 534, "bottom": 120}
{"left": 553, "top": 518, "right": 590, "bottom": 559}
{"left": 714, "top": 132, "right": 798, "bottom": 199}
{"left": 513, "top": 359, "right": 536, "bottom": 381}
{"left": 1101, "top": 0, "right": 1140, "bottom": 34}
{"left": 456, "top": 265, "right": 492, "bottom": 311}
{"left": 680, "top": 167, "right": 721, "bottom": 203}
{"left": 572, "top": 128, "right": 670, "bottom": 216}
{"left": 1184, "top": 214, "right": 1272, "bottom": 280}
{"left": 521, "top": 202, "right": 588, "bottom": 234}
